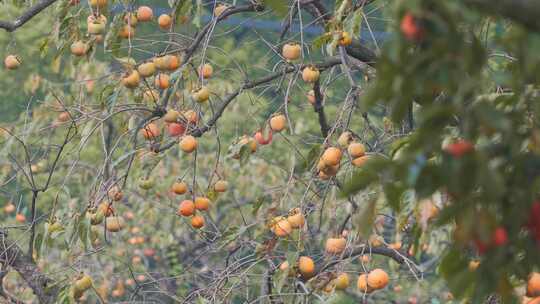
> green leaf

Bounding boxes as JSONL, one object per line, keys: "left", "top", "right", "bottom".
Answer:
{"left": 439, "top": 249, "right": 474, "bottom": 298}
{"left": 295, "top": 144, "right": 321, "bottom": 173}
{"left": 238, "top": 145, "right": 251, "bottom": 166}
{"left": 312, "top": 33, "right": 332, "bottom": 50}
{"left": 383, "top": 181, "right": 405, "bottom": 212}
{"left": 340, "top": 156, "right": 391, "bottom": 197}
{"left": 252, "top": 195, "right": 269, "bottom": 215}
{"left": 78, "top": 216, "right": 90, "bottom": 250}
{"left": 33, "top": 229, "right": 44, "bottom": 260}
{"left": 263, "top": 0, "right": 289, "bottom": 17}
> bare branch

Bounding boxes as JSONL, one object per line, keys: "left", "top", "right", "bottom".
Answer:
{"left": 0, "top": 0, "right": 59, "bottom": 32}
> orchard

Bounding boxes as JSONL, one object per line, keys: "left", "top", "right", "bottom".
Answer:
{"left": 0, "top": 0, "right": 540, "bottom": 303}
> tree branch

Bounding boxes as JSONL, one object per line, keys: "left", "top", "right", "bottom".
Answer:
{"left": 0, "top": 0, "right": 59, "bottom": 32}
{"left": 0, "top": 231, "right": 59, "bottom": 303}
{"left": 312, "top": 80, "right": 329, "bottom": 138}
{"left": 155, "top": 57, "right": 342, "bottom": 152}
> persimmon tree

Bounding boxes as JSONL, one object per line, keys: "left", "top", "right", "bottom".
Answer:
{"left": 0, "top": 0, "right": 540, "bottom": 303}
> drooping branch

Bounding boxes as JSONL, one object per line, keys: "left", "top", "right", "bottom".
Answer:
{"left": 317, "top": 245, "right": 420, "bottom": 276}
{"left": 462, "top": 0, "right": 540, "bottom": 32}
{"left": 0, "top": 232, "right": 59, "bottom": 303}
{"left": 0, "top": 0, "right": 58, "bottom": 32}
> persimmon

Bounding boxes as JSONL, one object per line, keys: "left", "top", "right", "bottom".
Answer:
{"left": 199, "top": 63, "right": 213, "bottom": 78}
{"left": 124, "top": 211, "right": 134, "bottom": 220}
{"left": 348, "top": 142, "right": 365, "bottom": 158}
{"left": 166, "top": 55, "right": 181, "bottom": 71}
{"left": 269, "top": 114, "right": 287, "bottom": 132}
{"left": 359, "top": 255, "right": 370, "bottom": 263}
{"left": 287, "top": 208, "right": 305, "bottom": 229}
{"left": 122, "top": 70, "right": 140, "bottom": 88}
{"left": 154, "top": 73, "right": 170, "bottom": 89}
{"left": 195, "top": 197, "right": 210, "bottom": 211}
{"left": 89, "top": 0, "right": 107, "bottom": 8}
{"left": 528, "top": 297, "right": 540, "bottom": 304}
{"left": 282, "top": 42, "right": 301, "bottom": 61}
{"left": 334, "top": 273, "right": 350, "bottom": 290}
{"left": 57, "top": 111, "right": 71, "bottom": 123}
{"left": 137, "top": 6, "right": 153, "bottom": 22}
{"left": 182, "top": 110, "right": 199, "bottom": 124}
{"left": 468, "top": 260, "right": 480, "bottom": 271}
{"left": 143, "top": 248, "right": 155, "bottom": 257}
{"left": 140, "top": 123, "right": 160, "bottom": 140}
{"left": 191, "top": 215, "right": 205, "bottom": 229}
{"left": 318, "top": 171, "right": 331, "bottom": 180}
{"left": 4, "top": 202, "right": 15, "bottom": 214}
{"left": 302, "top": 66, "right": 320, "bottom": 83}
{"left": 357, "top": 274, "right": 372, "bottom": 293}
{"left": 108, "top": 186, "right": 123, "bottom": 201}
{"left": 192, "top": 86, "right": 210, "bottom": 103}
{"left": 4, "top": 55, "right": 21, "bottom": 70}
{"left": 352, "top": 155, "right": 369, "bottom": 167}
{"left": 307, "top": 90, "right": 316, "bottom": 104}
{"left": 179, "top": 135, "right": 198, "bottom": 153}
{"left": 137, "top": 62, "right": 156, "bottom": 77}
{"left": 138, "top": 177, "right": 155, "bottom": 190}
{"left": 87, "top": 14, "right": 107, "bottom": 32}
{"left": 325, "top": 237, "right": 346, "bottom": 254}
{"left": 70, "top": 41, "right": 88, "bottom": 57}
{"left": 163, "top": 109, "right": 179, "bottom": 123}
{"left": 112, "top": 289, "right": 124, "bottom": 297}
{"left": 214, "top": 4, "right": 229, "bottom": 17}
{"left": 178, "top": 200, "right": 195, "bottom": 216}
{"left": 158, "top": 14, "right": 172, "bottom": 30}
{"left": 321, "top": 162, "right": 339, "bottom": 176}
{"left": 87, "top": 19, "right": 106, "bottom": 34}
{"left": 254, "top": 129, "right": 273, "bottom": 145}
{"left": 168, "top": 122, "right": 186, "bottom": 137}
{"left": 389, "top": 242, "right": 402, "bottom": 250}
{"left": 153, "top": 56, "right": 169, "bottom": 70}
{"left": 136, "top": 275, "right": 146, "bottom": 282}
{"left": 119, "top": 25, "right": 135, "bottom": 39}
{"left": 338, "top": 31, "right": 352, "bottom": 46}
{"left": 298, "top": 256, "right": 315, "bottom": 279}
{"left": 93, "top": 34, "right": 104, "bottom": 43}
{"left": 492, "top": 226, "right": 508, "bottom": 246}
{"left": 527, "top": 272, "right": 540, "bottom": 297}
{"left": 15, "top": 213, "right": 26, "bottom": 223}
{"left": 272, "top": 218, "right": 292, "bottom": 237}
{"left": 124, "top": 13, "right": 138, "bottom": 26}
{"left": 338, "top": 131, "right": 353, "bottom": 148}
{"left": 235, "top": 135, "right": 257, "bottom": 156}
{"left": 367, "top": 268, "right": 389, "bottom": 290}
{"left": 401, "top": 13, "right": 424, "bottom": 42}
{"left": 172, "top": 181, "right": 188, "bottom": 194}
{"left": 105, "top": 216, "right": 125, "bottom": 232}
{"left": 322, "top": 147, "right": 342, "bottom": 166}
{"left": 214, "top": 180, "right": 228, "bottom": 192}
{"left": 279, "top": 261, "right": 289, "bottom": 271}
{"left": 73, "top": 274, "right": 93, "bottom": 296}
{"left": 444, "top": 139, "right": 474, "bottom": 157}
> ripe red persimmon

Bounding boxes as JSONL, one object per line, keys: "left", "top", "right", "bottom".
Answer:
{"left": 444, "top": 140, "right": 474, "bottom": 157}
{"left": 492, "top": 227, "right": 508, "bottom": 246}
{"left": 400, "top": 13, "right": 425, "bottom": 42}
